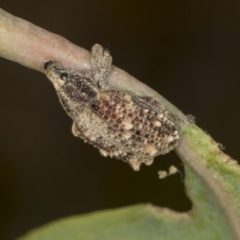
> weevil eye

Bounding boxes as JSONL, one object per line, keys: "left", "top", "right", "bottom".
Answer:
{"left": 60, "top": 73, "right": 68, "bottom": 81}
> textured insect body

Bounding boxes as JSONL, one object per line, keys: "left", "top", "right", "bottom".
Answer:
{"left": 44, "top": 44, "right": 179, "bottom": 171}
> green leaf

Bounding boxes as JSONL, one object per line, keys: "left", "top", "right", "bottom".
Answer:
{"left": 17, "top": 200, "right": 233, "bottom": 240}
{"left": 19, "top": 123, "right": 240, "bottom": 240}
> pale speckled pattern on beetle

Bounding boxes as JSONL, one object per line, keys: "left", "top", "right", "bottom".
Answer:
{"left": 44, "top": 44, "right": 179, "bottom": 171}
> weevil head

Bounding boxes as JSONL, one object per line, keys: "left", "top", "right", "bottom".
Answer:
{"left": 44, "top": 60, "right": 99, "bottom": 104}
{"left": 44, "top": 60, "right": 69, "bottom": 91}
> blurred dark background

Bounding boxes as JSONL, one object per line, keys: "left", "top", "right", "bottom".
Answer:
{"left": 0, "top": 1, "right": 240, "bottom": 239}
